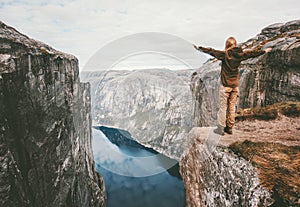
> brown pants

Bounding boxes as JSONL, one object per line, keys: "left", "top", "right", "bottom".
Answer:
{"left": 218, "top": 85, "right": 238, "bottom": 128}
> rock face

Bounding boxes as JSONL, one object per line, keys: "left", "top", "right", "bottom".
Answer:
{"left": 0, "top": 21, "right": 105, "bottom": 206}
{"left": 230, "top": 141, "right": 300, "bottom": 207}
{"left": 180, "top": 129, "right": 273, "bottom": 207}
{"left": 191, "top": 20, "right": 300, "bottom": 126}
{"left": 180, "top": 103, "right": 300, "bottom": 207}
{"left": 81, "top": 69, "right": 193, "bottom": 159}
{"left": 182, "top": 20, "right": 300, "bottom": 207}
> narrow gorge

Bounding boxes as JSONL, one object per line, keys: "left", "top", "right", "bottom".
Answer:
{"left": 1, "top": 19, "right": 299, "bottom": 207}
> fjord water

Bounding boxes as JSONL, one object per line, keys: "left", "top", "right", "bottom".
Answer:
{"left": 92, "top": 127, "right": 185, "bottom": 207}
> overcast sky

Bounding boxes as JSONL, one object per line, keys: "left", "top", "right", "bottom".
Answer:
{"left": 0, "top": 0, "right": 299, "bottom": 70}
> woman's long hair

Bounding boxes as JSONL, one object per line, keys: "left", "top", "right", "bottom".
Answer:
{"left": 225, "top": 37, "right": 237, "bottom": 50}
{"left": 225, "top": 37, "right": 238, "bottom": 62}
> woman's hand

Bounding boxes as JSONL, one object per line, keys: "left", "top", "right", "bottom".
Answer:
{"left": 265, "top": 48, "right": 272, "bottom": 53}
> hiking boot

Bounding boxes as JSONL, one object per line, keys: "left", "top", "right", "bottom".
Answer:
{"left": 214, "top": 125, "right": 224, "bottom": 136}
{"left": 224, "top": 126, "right": 233, "bottom": 135}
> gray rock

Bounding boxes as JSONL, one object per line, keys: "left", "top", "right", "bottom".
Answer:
{"left": 281, "top": 19, "right": 300, "bottom": 32}
{"left": 0, "top": 21, "right": 105, "bottom": 207}
{"left": 180, "top": 128, "right": 273, "bottom": 207}
{"left": 261, "top": 23, "right": 284, "bottom": 38}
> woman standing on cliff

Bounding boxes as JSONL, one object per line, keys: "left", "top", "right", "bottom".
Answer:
{"left": 193, "top": 37, "right": 271, "bottom": 135}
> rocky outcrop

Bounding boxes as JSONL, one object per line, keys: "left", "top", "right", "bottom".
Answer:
{"left": 182, "top": 20, "right": 300, "bottom": 207}
{"left": 180, "top": 128, "right": 273, "bottom": 207}
{"left": 230, "top": 141, "right": 300, "bottom": 206}
{"left": 0, "top": 21, "right": 105, "bottom": 206}
{"left": 191, "top": 20, "right": 300, "bottom": 126}
{"left": 180, "top": 103, "right": 300, "bottom": 206}
{"left": 81, "top": 69, "right": 193, "bottom": 159}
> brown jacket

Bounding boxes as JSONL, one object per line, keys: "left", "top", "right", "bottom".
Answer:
{"left": 198, "top": 46, "right": 265, "bottom": 87}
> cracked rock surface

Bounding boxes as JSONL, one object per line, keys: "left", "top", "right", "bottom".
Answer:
{"left": 0, "top": 21, "right": 105, "bottom": 207}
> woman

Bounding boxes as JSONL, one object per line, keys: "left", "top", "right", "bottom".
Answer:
{"left": 193, "top": 37, "right": 271, "bottom": 135}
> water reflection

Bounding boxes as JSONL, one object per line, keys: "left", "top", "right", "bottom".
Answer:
{"left": 92, "top": 126, "right": 185, "bottom": 207}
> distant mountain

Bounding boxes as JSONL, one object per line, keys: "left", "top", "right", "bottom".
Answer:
{"left": 81, "top": 69, "right": 194, "bottom": 159}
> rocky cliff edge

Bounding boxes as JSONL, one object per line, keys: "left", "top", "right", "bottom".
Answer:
{"left": 181, "top": 20, "right": 300, "bottom": 207}
{"left": 0, "top": 21, "right": 105, "bottom": 206}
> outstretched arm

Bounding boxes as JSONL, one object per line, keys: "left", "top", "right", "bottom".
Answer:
{"left": 241, "top": 48, "right": 272, "bottom": 60}
{"left": 193, "top": 44, "right": 225, "bottom": 60}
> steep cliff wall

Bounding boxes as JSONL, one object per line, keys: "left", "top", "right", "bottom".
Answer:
{"left": 180, "top": 105, "right": 300, "bottom": 206}
{"left": 180, "top": 128, "right": 273, "bottom": 207}
{"left": 182, "top": 20, "right": 300, "bottom": 207}
{"left": 191, "top": 20, "right": 300, "bottom": 126}
{"left": 0, "top": 22, "right": 105, "bottom": 206}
